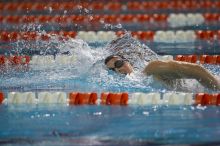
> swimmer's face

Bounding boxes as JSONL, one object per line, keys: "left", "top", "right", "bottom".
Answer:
{"left": 105, "top": 56, "right": 133, "bottom": 74}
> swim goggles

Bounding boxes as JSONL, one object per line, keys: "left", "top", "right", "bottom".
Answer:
{"left": 110, "top": 59, "right": 128, "bottom": 71}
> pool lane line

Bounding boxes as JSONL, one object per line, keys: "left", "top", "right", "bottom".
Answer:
{"left": 1, "top": 91, "right": 220, "bottom": 106}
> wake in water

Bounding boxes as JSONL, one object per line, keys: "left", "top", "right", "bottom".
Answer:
{"left": 0, "top": 33, "right": 220, "bottom": 93}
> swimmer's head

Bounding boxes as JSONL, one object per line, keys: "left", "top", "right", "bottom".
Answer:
{"left": 104, "top": 55, "right": 133, "bottom": 74}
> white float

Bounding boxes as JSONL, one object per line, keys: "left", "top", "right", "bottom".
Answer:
{"left": 7, "top": 92, "right": 36, "bottom": 104}
{"left": 38, "top": 92, "right": 67, "bottom": 104}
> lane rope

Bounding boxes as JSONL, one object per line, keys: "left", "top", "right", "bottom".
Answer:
{"left": 1, "top": 91, "right": 219, "bottom": 106}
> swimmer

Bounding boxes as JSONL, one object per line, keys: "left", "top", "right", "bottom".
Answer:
{"left": 104, "top": 34, "right": 220, "bottom": 91}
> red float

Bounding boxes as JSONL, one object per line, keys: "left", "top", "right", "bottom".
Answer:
{"left": 0, "top": 55, "right": 6, "bottom": 65}
{"left": 69, "top": 92, "right": 97, "bottom": 105}
{"left": 106, "top": 2, "right": 121, "bottom": 11}
{"left": 0, "top": 92, "right": 3, "bottom": 104}
{"left": 101, "top": 92, "right": 128, "bottom": 105}
{"left": 127, "top": 2, "right": 141, "bottom": 10}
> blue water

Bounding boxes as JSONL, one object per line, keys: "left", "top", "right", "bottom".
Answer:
{"left": 0, "top": 64, "right": 220, "bottom": 94}
{"left": 0, "top": 105, "right": 220, "bottom": 145}
{"left": 0, "top": 37, "right": 220, "bottom": 93}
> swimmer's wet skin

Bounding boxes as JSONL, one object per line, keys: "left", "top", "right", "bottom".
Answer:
{"left": 104, "top": 55, "right": 133, "bottom": 74}
{"left": 143, "top": 60, "right": 220, "bottom": 90}
{"left": 105, "top": 55, "right": 220, "bottom": 91}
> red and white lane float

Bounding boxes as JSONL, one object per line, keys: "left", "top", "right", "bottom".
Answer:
{"left": 101, "top": 92, "right": 128, "bottom": 105}
{"left": 38, "top": 92, "right": 67, "bottom": 104}
{"left": 175, "top": 55, "right": 198, "bottom": 63}
{"left": 159, "top": 55, "right": 174, "bottom": 61}
{"left": 195, "top": 93, "right": 220, "bottom": 106}
{"left": 2, "top": 13, "right": 219, "bottom": 29}
{"left": 1, "top": 13, "right": 218, "bottom": 28}
{"left": 0, "top": 92, "right": 4, "bottom": 104}
{"left": 130, "top": 92, "right": 194, "bottom": 105}
{"left": 2, "top": 1, "right": 220, "bottom": 13}
{"left": 175, "top": 55, "right": 220, "bottom": 64}
{"left": 130, "top": 92, "right": 161, "bottom": 105}
{"left": 167, "top": 13, "right": 204, "bottom": 27}
{"left": 7, "top": 92, "right": 36, "bottom": 104}
{"left": 1, "top": 30, "right": 220, "bottom": 42}
{"left": 0, "top": 55, "right": 30, "bottom": 65}
{"left": 163, "top": 92, "right": 194, "bottom": 105}
{"left": 1, "top": 91, "right": 219, "bottom": 106}
{"left": 154, "top": 30, "right": 197, "bottom": 43}
{"left": 199, "top": 55, "right": 220, "bottom": 64}
{"left": 69, "top": 92, "right": 97, "bottom": 105}
{"left": 0, "top": 31, "right": 77, "bottom": 42}
{"left": 76, "top": 31, "right": 117, "bottom": 42}
{"left": 1, "top": 55, "right": 220, "bottom": 67}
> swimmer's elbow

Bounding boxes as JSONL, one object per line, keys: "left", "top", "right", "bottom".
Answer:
{"left": 143, "top": 61, "right": 156, "bottom": 75}
{"left": 143, "top": 60, "right": 167, "bottom": 75}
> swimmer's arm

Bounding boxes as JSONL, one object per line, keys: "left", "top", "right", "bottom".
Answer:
{"left": 143, "top": 60, "right": 220, "bottom": 90}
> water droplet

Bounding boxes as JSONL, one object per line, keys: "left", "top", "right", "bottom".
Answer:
{"left": 93, "top": 112, "right": 102, "bottom": 116}
{"left": 142, "top": 111, "right": 149, "bottom": 116}
{"left": 44, "top": 114, "right": 50, "bottom": 117}
{"left": 196, "top": 105, "right": 206, "bottom": 110}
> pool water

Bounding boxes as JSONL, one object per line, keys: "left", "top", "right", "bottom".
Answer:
{"left": 0, "top": 105, "right": 220, "bottom": 146}
{"left": 0, "top": 38, "right": 220, "bottom": 94}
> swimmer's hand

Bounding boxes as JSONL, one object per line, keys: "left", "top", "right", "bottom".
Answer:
{"left": 143, "top": 60, "right": 220, "bottom": 90}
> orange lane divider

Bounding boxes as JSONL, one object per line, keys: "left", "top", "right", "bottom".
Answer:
{"left": 115, "top": 31, "right": 155, "bottom": 41}
{"left": 195, "top": 30, "right": 220, "bottom": 40}
{"left": 175, "top": 55, "right": 220, "bottom": 64}
{"left": 175, "top": 55, "right": 197, "bottom": 63}
{"left": 203, "top": 13, "right": 220, "bottom": 22}
{"left": 1, "top": 91, "right": 220, "bottom": 106}
{"left": 131, "top": 31, "right": 155, "bottom": 41}
{"left": 0, "top": 55, "right": 30, "bottom": 65}
{"left": 9, "top": 56, "right": 30, "bottom": 65}
{"left": 101, "top": 92, "right": 128, "bottom": 105}
{"left": 0, "top": 31, "right": 155, "bottom": 42}
{"left": 199, "top": 55, "right": 220, "bottom": 64}
{"left": 69, "top": 92, "right": 97, "bottom": 105}
{"left": 217, "top": 95, "right": 220, "bottom": 106}
{"left": 195, "top": 93, "right": 220, "bottom": 106}
{"left": 1, "top": 1, "right": 220, "bottom": 12}
{"left": 1, "top": 30, "right": 220, "bottom": 42}
{"left": 0, "top": 14, "right": 169, "bottom": 24}
{"left": 0, "top": 31, "right": 77, "bottom": 42}
{"left": 0, "top": 92, "right": 4, "bottom": 104}
{"left": 0, "top": 55, "right": 5, "bottom": 65}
